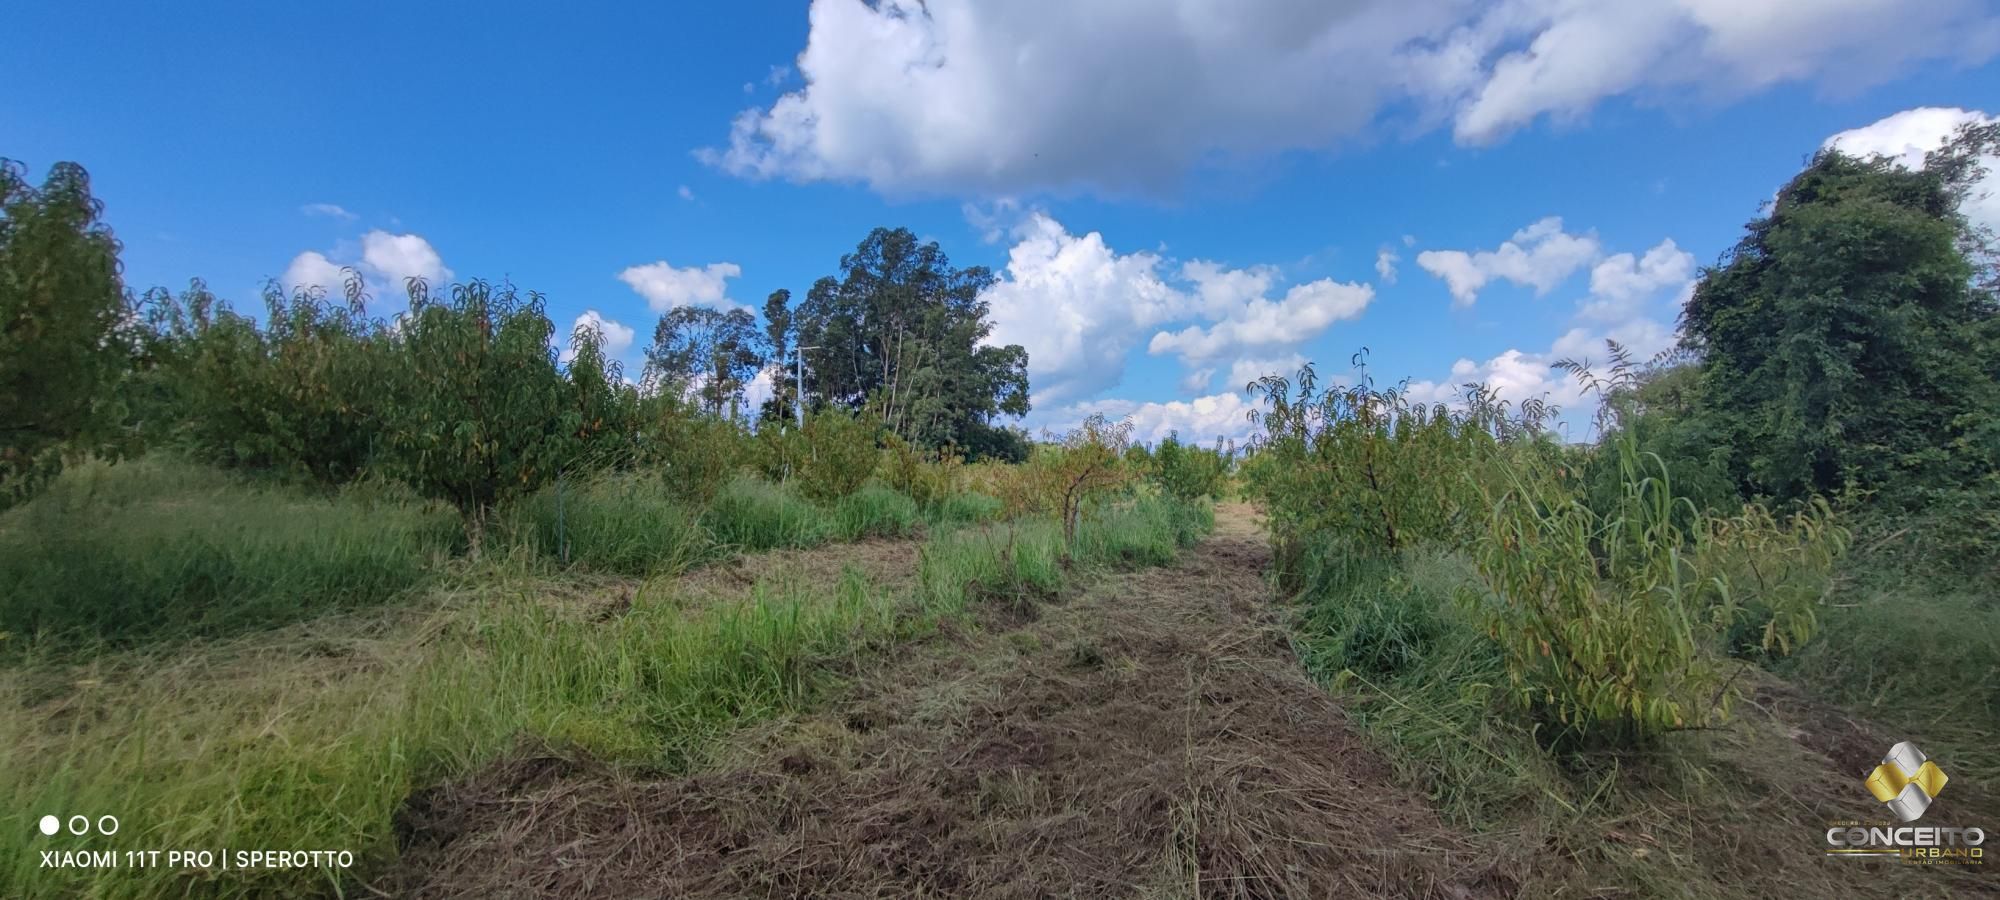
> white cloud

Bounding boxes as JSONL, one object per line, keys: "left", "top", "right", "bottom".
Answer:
{"left": 300, "top": 202, "right": 356, "bottom": 221}
{"left": 1375, "top": 248, "right": 1399, "bottom": 284}
{"left": 1226, "top": 353, "right": 1309, "bottom": 392}
{"left": 560, "top": 310, "right": 637, "bottom": 365}
{"left": 677, "top": 184, "right": 695, "bottom": 201}
{"left": 279, "top": 231, "right": 450, "bottom": 303}
{"left": 1579, "top": 238, "right": 1696, "bottom": 322}
{"left": 1044, "top": 391, "right": 1265, "bottom": 447}
{"left": 986, "top": 213, "right": 1374, "bottom": 407}
{"left": 281, "top": 251, "right": 348, "bottom": 298}
{"left": 743, "top": 366, "right": 777, "bottom": 416}
{"left": 617, "top": 261, "right": 743, "bottom": 311}
{"left": 360, "top": 231, "right": 451, "bottom": 295}
{"left": 1825, "top": 106, "right": 1999, "bottom": 233}
{"left": 1148, "top": 277, "right": 1373, "bottom": 362}
{"left": 1416, "top": 217, "right": 1599, "bottom": 306}
{"left": 982, "top": 214, "right": 1189, "bottom": 407}
{"left": 704, "top": 0, "right": 2000, "bottom": 195}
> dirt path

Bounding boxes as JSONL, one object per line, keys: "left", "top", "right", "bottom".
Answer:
{"left": 387, "top": 504, "right": 1507, "bottom": 898}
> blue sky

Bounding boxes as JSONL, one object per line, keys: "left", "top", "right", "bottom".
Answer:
{"left": 7, "top": 0, "right": 1998, "bottom": 442}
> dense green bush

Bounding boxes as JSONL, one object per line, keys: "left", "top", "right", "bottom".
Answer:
{"left": 0, "top": 458, "right": 456, "bottom": 647}
{"left": 1465, "top": 440, "right": 1847, "bottom": 740}
{"left": 795, "top": 409, "right": 879, "bottom": 502}
{"left": 1147, "top": 432, "right": 1229, "bottom": 501}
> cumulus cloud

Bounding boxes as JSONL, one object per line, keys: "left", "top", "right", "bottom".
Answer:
{"left": 1824, "top": 106, "right": 1999, "bottom": 232}
{"left": 982, "top": 214, "right": 1188, "bottom": 406}
{"left": 1416, "top": 217, "right": 1599, "bottom": 306}
{"left": 300, "top": 202, "right": 356, "bottom": 221}
{"left": 705, "top": 0, "right": 2000, "bottom": 195}
{"left": 279, "top": 231, "right": 451, "bottom": 303}
{"left": 983, "top": 213, "right": 1373, "bottom": 407}
{"left": 1043, "top": 392, "right": 1265, "bottom": 447}
{"left": 1579, "top": 238, "right": 1696, "bottom": 322}
{"left": 617, "top": 261, "right": 743, "bottom": 311}
{"left": 1148, "top": 278, "right": 1373, "bottom": 362}
{"left": 559, "top": 310, "right": 637, "bottom": 365}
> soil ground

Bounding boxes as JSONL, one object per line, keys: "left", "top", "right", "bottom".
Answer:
{"left": 385, "top": 504, "right": 1510, "bottom": 898}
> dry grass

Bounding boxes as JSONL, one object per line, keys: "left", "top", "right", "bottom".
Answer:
{"left": 383, "top": 505, "right": 1506, "bottom": 899}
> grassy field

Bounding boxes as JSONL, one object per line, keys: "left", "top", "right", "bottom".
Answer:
{"left": 0, "top": 456, "right": 1209, "bottom": 899}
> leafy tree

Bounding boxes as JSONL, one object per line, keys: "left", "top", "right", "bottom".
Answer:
{"left": 759, "top": 288, "right": 797, "bottom": 425}
{"left": 562, "top": 319, "right": 643, "bottom": 469}
{"left": 0, "top": 160, "right": 129, "bottom": 507}
{"left": 381, "top": 279, "right": 572, "bottom": 536}
{"left": 1681, "top": 147, "right": 2000, "bottom": 504}
{"left": 643, "top": 305, "right": 766, "bottom": 416}
{"left": 796, "top": 227, "right": 1029, "bottom": 452}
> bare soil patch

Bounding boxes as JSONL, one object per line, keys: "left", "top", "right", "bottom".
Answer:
{"left": 385, "top": 505, "right": 1508, "bottom": 899}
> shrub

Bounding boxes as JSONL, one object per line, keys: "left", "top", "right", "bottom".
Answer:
{"left": 1463, "top": 442, "right": 1847, "bottom": 741}
{"left": 638, "top": 397, "right": 747, "bottom": 505}
{"left": 1148, "top": 432, "right": 1229, "bottom": 501}
{"left": 0, "top": 457, "right": 456, "bottom": 647}
{"left": 796, "top": 409, "right": 879, "bottom": 502}
{"left": 1016, "top": 414, "right": 1133, "bottom": 544}
{"left": 701, "top": 475, "right": 828, "bottom": 550}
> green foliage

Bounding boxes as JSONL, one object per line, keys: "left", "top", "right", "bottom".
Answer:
{"left": 0, "top": 160, "right": 130, "bottom": 507}
{"left": 1020, "top": 413, "right": 1134, "bottom": 544}
{"left": 0, "top": 457, "right": 455, "bottom": 648}
{"left": 1680, "top": 148, "right": 2000, "bottom": 505}
{"left": 1244, "top": 357, "right": 1546, "bottom": 588}
{"left": 1071, "top": 495, "right": 1212, "bottom": 567}
{"left": 141, "top": 278, "right": 395, "bottom": 485}
{"left": 1147, "top": 431, "right": 1229, "bottom": 501}
{"left": 1463, "top": 439, "right": 1847, "bottom": 740}
{"left": 636, "top": 396, "right": 747, "bottom": 504}
{"left": 833, "top": 484, "right": 921, "bottom": 540}
{"left": 382, "top": 280, "right": 573, "bottom": 527}
{"left": 643, "top": 305, "right": 766, "bottom": 415}
{"left": 930, "top": 490, "right": 1002, "bottom": 525}
{"left": 795, "top": 408, "right": 879, "bottom": 502}
{"left": 509, "top": 470, "right": 711, "bottom": 576}
{"left": 795, "top": 227, "right": 1030, "bottom": 450}
{"left": 701, "top": 475, "right": 829, "bottom": 550}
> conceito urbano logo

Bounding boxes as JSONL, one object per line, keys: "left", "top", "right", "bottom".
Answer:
{"left": 1868, "top": 741, "right": 1948, "bottom": 822}
{"left": 1825, "top": 741, "right": 1984, "bottom": 865}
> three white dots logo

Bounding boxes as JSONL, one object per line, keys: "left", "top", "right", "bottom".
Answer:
{"left": 38, "top": 815, "right": 117, "bottom": 836}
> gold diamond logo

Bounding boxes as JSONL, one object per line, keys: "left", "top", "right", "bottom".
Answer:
{"left": 1865, "top": 741, "right": 1948, "bottom": 822}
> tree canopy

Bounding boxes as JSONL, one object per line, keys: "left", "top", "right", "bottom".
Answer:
{"left": 643, "top": 305, "right": 766, "bottom": 416}
{"left": 793, "top": 227, "right": 1029, "bottom": 452}
{"left": 1680, "top": 142, "right": 2000, "bottom": 504}
{"left": 0, "top": 159, "right": 129, "bottom": 507}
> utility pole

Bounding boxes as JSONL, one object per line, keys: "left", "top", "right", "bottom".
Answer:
{"left": 794, "top": 344, "right": 820, "bottom": 429}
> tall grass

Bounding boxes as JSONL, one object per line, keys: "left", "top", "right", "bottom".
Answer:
{"left": 832, "top": 484, "right": 921, "bottom": 540}
{"left": 0, "top": 458, "right": 457, "bottom": 649}
{"left": 700, "top": 475, "right": 830, "bottom": 551}
{"left": 507, "top": 470, "right": 714, "bottom": 576}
